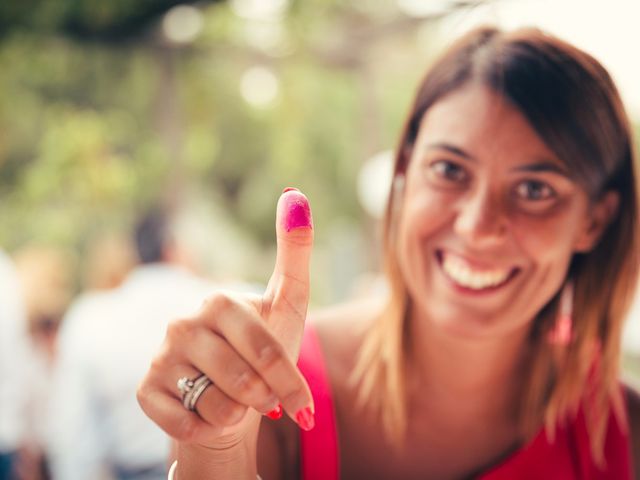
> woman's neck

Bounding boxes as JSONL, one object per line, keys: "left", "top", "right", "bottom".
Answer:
{"left": 405, "top": 307, "right": 532, "bottom": 427}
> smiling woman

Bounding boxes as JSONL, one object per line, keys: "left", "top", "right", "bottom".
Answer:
{"left": 136, "top": 26, "right": 640, "bottom": 480}
{"left": 397, "top": 83, "right": 613, "bottom": 334}
{"left": 353, "top": 26, "right": 639, "bottom": 477}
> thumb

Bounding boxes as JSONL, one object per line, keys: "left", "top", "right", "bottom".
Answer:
{"left": 263, "top": 188, "right": 313, "bottom": 353}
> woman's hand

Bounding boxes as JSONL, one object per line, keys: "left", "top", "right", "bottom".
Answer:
{"left": 137, "top": 189, "right": 315, "bottom": 452}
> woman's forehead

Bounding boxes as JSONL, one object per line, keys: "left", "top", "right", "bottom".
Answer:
{"left": 415, "top": 84, "right": 561, "bottom": 165}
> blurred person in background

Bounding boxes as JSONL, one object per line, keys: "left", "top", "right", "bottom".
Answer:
{"left": 0, "top": 249, "right": 30, "bottom": 480}
{"left": 14, "top": 245, "right": 75, "bottom": 359}
{"left": 138, "top": 27, "right": 640, "bottom": 479}
{"left": 81, "top": 232, "right": 138, "bottom": 292}
{"left": 47, "top": 206, "right": 226, "bottom": 480}
{"left": 13, "top": 246, "right": 75, "bottom": 480}
{"left": 48, "top": 230, "right": 138, "bottom": 408}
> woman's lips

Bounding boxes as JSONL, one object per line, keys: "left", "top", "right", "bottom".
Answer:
{"left": 436, "top": 249, "right": 520, "bottom": 293}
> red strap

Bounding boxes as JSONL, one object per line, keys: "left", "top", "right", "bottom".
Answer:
{"left": 297, "top": 324, "right": 340, "bottom": 480}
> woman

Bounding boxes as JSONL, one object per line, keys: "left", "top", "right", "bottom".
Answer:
{"left": 137, "top": 26, "right": 640, "bottom": 479}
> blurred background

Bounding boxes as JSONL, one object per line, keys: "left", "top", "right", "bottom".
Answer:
{"left": 0, "top": 0, "right": 639, "bottom": 478}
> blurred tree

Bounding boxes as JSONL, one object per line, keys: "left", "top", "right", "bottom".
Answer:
{"left": 0, "top": 0, "right": 216, "bottom": 42}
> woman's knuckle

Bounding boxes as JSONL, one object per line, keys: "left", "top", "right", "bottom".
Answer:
{"left": 255, "top": 342, "right": 284, "bottom": 372}
{"left": 233, "top": 370, "right": 260, "bottom": 397}
{"left": 135, "top": 382, "right": 151, "bottom": 409}
{"left": 166, "top": 317, "right": 190, "bottom": 340}
{"left": 204, "top": 292, "right": 233, "bottom": 313}
{"left": 149, "top": 352, "right": 169, "bottom": 373}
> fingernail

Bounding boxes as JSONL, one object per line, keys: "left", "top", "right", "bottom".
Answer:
{"left": 282, "top": 187, "right": 299, "bottom": 193}
{"left": 265, "top": 404, "right": 283, "bottom": 420}
{"left": 295, "top": 407, "right": 315, "bottom": 431}
{"left": 282, "top": 192, "right": 312, "bottom": 232}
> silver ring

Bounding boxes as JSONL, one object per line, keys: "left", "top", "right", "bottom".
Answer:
{"left": 177, "top": 376, "right": 195, "bottom": 396}
{"left": 180, "top": 374, "right": 213, "bottom": 412}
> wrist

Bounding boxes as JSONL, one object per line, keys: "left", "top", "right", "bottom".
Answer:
{"left": 168, "top": 460, "right": 262, "bottom": 480}
{"left": 176, "top": 434, "right": 259, "bottom": 480}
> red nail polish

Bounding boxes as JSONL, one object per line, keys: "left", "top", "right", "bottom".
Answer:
{"left": 282, "top": 193, "right": 312, "bottom": 232}
{"left": 282, "top": 187, "right": 299, "bottom": 193}
{"left": 266, "top": 404, "right": 283, "bottom": 420}
{"left": 295, "top": 407, "right": 315, "bottom": 431}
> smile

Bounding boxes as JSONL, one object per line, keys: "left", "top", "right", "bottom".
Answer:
{"left": 437, "top": 250, "right": 519, "bottom": 292}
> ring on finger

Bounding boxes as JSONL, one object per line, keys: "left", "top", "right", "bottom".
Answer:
{"left": 178, "top": 373, "right": 213, "bottom": 412}
{"left": 177, "top": 376, "right": 195, "bottom": 396}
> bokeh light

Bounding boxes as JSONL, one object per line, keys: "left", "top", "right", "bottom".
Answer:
{"left": 162, "top": 5, "right": 204, "bottom": 44}
{"left": 240, "top": 66, "right": 280, "bottom": 108}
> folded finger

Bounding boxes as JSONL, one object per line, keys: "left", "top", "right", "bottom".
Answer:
{"left": 178, "top": 328, "right": 279, "bottom": 415}
{"left": 211, "top": 304, "right": 314, "bottom": 428}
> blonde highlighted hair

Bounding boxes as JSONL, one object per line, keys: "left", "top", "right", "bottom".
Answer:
{"left": 351, "top": 26, "right": 640, "bottom": 466}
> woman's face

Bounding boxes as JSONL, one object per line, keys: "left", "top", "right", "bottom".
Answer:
{"left": 396, "top": 83, "right": 613, "bottom": 338}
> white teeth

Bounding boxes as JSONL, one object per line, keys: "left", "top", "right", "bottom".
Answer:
{"left": 441, "top": 252, "right": 511, "bottom": 290}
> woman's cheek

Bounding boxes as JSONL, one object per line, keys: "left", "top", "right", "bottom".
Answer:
{"left": 415, "top": 191, "right": 458, "bottom": 222}
{"left": 510, "top": 209, "right": 579, "bottom": 258}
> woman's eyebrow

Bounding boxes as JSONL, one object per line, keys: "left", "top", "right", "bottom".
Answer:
{"left": 512, "top": 160, "right": 571, "bottom": 177}
{"left": 424, "top": 143, "right": 571, "bottom": 177}
{"left": 424, "top": 142, "right": 476, "bottom": 161}
{"left": 425, "top": 142, "right": 572, "bottom": 179}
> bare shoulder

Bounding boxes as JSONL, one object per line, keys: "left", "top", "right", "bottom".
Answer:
{"left": 308, "top": 296, "right": 385, "bottom": 380}
{"left": 309, "top": 296, "right": 386, "bottom": 342}
{"left": 625, "top": 383, "right": 640, "bottom": 479}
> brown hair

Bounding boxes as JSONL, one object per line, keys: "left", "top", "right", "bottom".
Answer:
{"left": 351, "top": 26, "right": 640, "bottom": 466}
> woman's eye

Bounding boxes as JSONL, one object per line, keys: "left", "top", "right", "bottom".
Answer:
{"left": 429, "top": 160, "right": 468, "bottom": 183}
{"left": 515, "top": 180, "right": 556, "bottom": 201}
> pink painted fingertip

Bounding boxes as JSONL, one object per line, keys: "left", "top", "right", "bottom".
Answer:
{"left": 281, "top": 191, "right": 313, "bottom": 232}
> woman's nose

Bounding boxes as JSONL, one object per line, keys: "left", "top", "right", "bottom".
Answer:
{"left": 453, "top": 187, "right": 508, "bottom": 247}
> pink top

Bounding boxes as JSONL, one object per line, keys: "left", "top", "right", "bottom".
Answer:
{"left": 297, "top": 325, "right": 634, "bottom": 480}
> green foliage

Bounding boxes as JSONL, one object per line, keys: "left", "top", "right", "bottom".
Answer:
{"left": 1, "top": 1, "right": 406, "bottom": 299}
{"left": 0, "top": 0, "right": 211, "bottom": 41}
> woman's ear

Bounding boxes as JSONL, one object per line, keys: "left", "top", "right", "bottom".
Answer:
{"left": 573, "top": 190, "right": 620, "bottom": 253}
